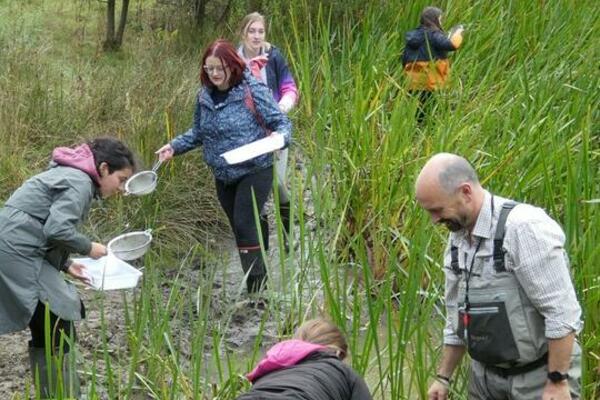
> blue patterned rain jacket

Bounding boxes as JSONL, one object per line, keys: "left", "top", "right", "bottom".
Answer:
{"left": 171, "top": 70, "right": 292, "bottom": 183}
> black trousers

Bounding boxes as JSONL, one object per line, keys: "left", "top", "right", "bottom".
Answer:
{"left": 215, "top": 167, "right": 273, "bottom": 248}
{"left": 410, "top": 90, "right": 434, "bottom": 125}
{"left": 28, "top": 301, "right": 75, "bottom": 352}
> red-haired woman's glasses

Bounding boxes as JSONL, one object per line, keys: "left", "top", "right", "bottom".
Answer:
{"left": 203, "top": 65, "right": 226, "bottom": 74}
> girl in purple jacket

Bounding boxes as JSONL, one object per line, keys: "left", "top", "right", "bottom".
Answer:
{"left": 237, "top": 12, "right": 299, "bottom": 253}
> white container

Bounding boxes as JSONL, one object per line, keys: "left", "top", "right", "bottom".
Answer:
{"left": 73, "top": 255, "right": 142, "bottom": 291}
{"left": 221, "top": 133, "right": 284, "bottom": 165}
{"left": 107, "top": 229, "right": 153, "bottom": 260}
{"left": 448, "top": 24, "right": 465, "bottom": 38}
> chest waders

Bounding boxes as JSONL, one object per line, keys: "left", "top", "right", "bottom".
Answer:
{"left": 450, "top": 201, "right": 548, "bottom": 375}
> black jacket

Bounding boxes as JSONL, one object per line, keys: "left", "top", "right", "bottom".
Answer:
{"left": 402, "top": 26, "right": 456, "bottom": 66}
{"left": 236, "top": 352, "right": 373, "bottom": 400}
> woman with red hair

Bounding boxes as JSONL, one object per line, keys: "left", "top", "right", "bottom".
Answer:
{"left": 157, "top": 39, "right": 292, "bottom": 294}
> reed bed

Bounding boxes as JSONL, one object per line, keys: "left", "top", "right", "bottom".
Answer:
{"left": 0, "top": 0, "right": 598, "bottom": 399}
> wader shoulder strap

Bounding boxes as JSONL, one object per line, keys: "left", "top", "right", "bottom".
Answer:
{"left": 493, "top": 202, "right": 518, "bottom": 272}
{"left": 449, "top": 201, "right": 518, "bottom": 274}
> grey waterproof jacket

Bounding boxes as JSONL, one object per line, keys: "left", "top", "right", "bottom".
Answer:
{"left": 0, "top": 166, "right": 95, "bottom": 334}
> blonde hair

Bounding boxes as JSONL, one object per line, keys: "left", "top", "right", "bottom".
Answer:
{"left": 293, "top": 318, "right": 348, "bottom": 360}
{"left": 239, "top": 12, "right": 271, "bottom": 51}
{"left": 240, "top": 12, "right": 267, "bottom": 38}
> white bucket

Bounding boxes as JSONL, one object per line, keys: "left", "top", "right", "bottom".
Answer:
{"left": 73, "top": 255, "right": 143, "bottom": 291}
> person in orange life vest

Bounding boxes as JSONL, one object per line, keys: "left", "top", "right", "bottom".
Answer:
{"left": 402, "top": 7, "right": 464, "bottom": 124}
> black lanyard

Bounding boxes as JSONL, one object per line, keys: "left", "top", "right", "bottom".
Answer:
{"left": 463, "top": 238, "right": 482, "bottom": 310}
{"left": 463, "top": 195, "right": 495, "bottom": 310}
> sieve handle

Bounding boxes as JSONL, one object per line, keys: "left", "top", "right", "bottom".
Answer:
{"left": 151, "top": 159, "right": 163, "bottom": 173}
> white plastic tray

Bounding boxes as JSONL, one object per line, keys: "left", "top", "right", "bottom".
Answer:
{"left": 221, "top": 133, "right": 284, "bottom": 165}
{"left": 72, "top": 255, "right": 143, "bottom": 291}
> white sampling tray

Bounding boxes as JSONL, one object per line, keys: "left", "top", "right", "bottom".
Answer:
{"left": 72, "top": 255, "right": 143, "bottom": 291}
{"left": 221, "top": 133, "right": 284, "bottom": 164}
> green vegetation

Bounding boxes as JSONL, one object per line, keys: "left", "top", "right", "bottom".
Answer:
{"left": 0, "top": 0, "right": 598, "bottom": 399}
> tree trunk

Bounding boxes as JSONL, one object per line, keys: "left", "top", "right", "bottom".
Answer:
{"left": 248, "top": 0, "right": 262, "bottom": 12}
{"left": 104, "top": 0, "right": 129, "bottom": 51}
{"left": 115, "top": 0, "right": 130, "bottom": 46}
{"left": 194, "top": 0, "right": 208, "bottom": 27}
{"left": 218, "top": 0, "right": 234, "bottom": 25}
{"left": 103, "top": 0, "right": 116, "bottom": 50}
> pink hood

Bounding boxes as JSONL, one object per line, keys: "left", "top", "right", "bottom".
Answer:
{"left": 52, "top": 143, "right": 100, "bottom": 185}
{"left": 247, "top": 55, "right": 268, "bottom": 80}
{"left": 246, "top": 339, "right": 326, "bottom": 383}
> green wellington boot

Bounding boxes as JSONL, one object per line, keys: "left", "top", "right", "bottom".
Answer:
{"left": 29, "top": 345, "right": 81, "bottom": 399}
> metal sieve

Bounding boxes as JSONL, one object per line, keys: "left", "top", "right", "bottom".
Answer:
{"left": 107, "top": 229, "right": 153, "bottom": 260}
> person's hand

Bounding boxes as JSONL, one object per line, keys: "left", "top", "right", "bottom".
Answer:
{"left": 278, "top": 96, "right": 295, "bottom": 113}
{"left": 67, "top": 261, "right": 92, "bottom": 285}
{"left": 268, "top": 131, "right": 288, "bottom": 149}
{"left": 542, "top": 381, "right": 571, "bottom": 400}
{"left": 89, "top": 242, "right": 107, "bottom": 259}
{"left": 428, "top": 380, "right": 449, "bottom": 400}
{"left": 155, "top": 144, "right": 174, "bottom": 162}
{"left": 449, "top": 25, "right": 464, "bottom": 49}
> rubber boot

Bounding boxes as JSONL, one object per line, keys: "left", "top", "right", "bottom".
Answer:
{"left": 279, "top": 202, "right": 291, "bottom": 253}
{"left": 29, "top": 344, "right": 81, "bottom": 399}
{"left": 239, "top": 248, "right": 267, "bottom": 294}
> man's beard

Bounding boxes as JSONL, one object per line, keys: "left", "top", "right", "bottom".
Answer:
{"left": 440, "top": 217, "right": 466, "bottom": 232}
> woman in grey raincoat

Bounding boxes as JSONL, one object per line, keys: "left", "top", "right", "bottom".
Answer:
{"left": 0, "top": 137, "right": 135, "bottom": 398}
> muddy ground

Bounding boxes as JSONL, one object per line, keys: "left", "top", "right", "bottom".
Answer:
{"left": 0, "top": 235, "right": 317, "bottom": 398}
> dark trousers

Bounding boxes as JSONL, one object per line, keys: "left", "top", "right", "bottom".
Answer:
{"left": 28, "top": 301, "right": 75, "bottom": 352}
{"left": 215, "top": 167, "right": 273, "bottom": 248}
{"left": 410, "top": 90, "right": 434, "bottom": 125}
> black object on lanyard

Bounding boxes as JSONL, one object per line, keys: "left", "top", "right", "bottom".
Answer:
{"left": 461, "top": 237, "right": 482, "bottom": 342}
{"left": 463, "top": 240, "right": 482, "bottom": 307}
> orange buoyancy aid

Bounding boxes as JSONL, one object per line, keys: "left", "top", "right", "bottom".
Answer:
{"left": 404, "top": 59, "right": 450, "bottom": 91}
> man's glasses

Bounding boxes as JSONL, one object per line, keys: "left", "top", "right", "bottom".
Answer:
{"left": 203, "top": 65, "right": 226, "bottom": 74}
